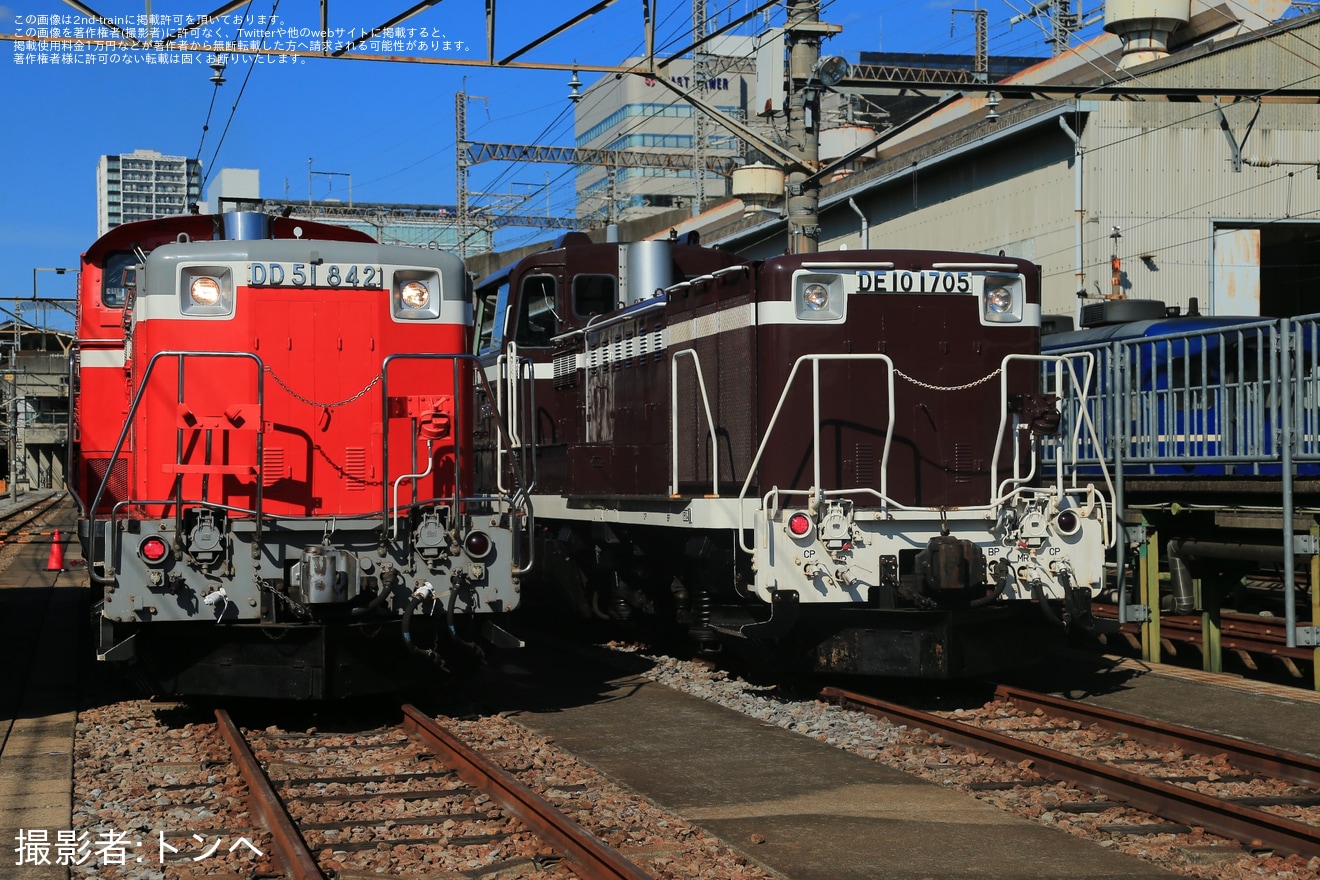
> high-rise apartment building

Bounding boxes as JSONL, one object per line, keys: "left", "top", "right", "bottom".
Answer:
{"left": 96, "top": 149, "right": 202, "bottom": 235}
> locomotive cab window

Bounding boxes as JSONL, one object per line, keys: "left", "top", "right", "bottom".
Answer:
{"left": 102, "top": 251, "right": 138, "bottom": 308}
{"left": 515, "top": 274, "right": 558, "bottom": 348}
{"left": 573, "top": 274, "right": 616, "bottom": 318}
{"left": 475, "top": 287, "right": 502, "bottom": 356}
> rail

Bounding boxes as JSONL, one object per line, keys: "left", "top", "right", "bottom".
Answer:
{"left": 823, "top": 685, "right": 1320, "bottom": 859}
{"left": 215, "top": 709, "right": 324, "bottom": 880}
{"left": 218, "top": 706, "right": 654, "bottom": 880}
{"left": 401, "top": 705, "right": 655, "bottom": 880}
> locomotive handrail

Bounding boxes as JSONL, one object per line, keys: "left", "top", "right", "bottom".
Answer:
{"left": 993, "top": 353, "right": 1117, "bottom": 549}
{"left": 381, "top": 353, "right": 464, "bottom": 538}
{"left": 64, "top": 346, "right": 86, "bottom": 518}
{"left": 579, "top": 314, "right": 608, "bottom": 444}
{"left": 392, "top": 440, "right": 439, "bottom": 541}
{"left": 87, "top": 350, "right": 265, "bottom": 586}
{"left": 669, "top": 349, "right": 720, "bottom": 497}
{"left": 548, "top": 296, "right": 666, "bottom": 345}
{"left": 381, "top": 351, "right": 534, "bottom": 576}
{"left": 993, "top": 353, "right": 1102, "bottom": 496}
{"left": 736, "top": 353, "right": 896, "bottom": 555}
{"left": 495, "top": 352, "right": 536, "bottom": 576}
{"left": 493, "top": 347, "right": 537, "bottom": 497}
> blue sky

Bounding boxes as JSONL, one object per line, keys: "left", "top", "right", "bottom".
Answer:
{"left": 0, "top": 0, "right": 1090, "bottom": 316}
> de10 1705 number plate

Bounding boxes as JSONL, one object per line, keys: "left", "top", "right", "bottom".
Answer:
{"left": 248, "top": 262, "right": 384, "bottom": 288}
{"left": 856, "top": 270, "right": 974, "bottom": 294}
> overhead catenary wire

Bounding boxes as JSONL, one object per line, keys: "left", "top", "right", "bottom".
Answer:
{"left": 193, "top": 1, "right": 255, "bottom": 172}
{"left": 199, "top": 0, "right": 283, "bottom": 195}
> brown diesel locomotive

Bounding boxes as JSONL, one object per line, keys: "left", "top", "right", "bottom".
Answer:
{"left": 475, "top": 232, "right": 1114, "bottom": 678}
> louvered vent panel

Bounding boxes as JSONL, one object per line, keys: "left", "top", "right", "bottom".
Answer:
{"left": 345, "top": 447, "right": 369, "bottom": 491}
{"left": 954, "top": 443, "right": 974, "bottom": 483}
{"left": 855, "top": 444, "right": 875, "bottom": 486}
{"left": 261, "top": 447, "right": 284, "bottom": 487}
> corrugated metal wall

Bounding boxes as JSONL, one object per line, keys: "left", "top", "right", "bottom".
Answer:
{"left": 814, "top": 18, "right": 1320, "bottom": 320}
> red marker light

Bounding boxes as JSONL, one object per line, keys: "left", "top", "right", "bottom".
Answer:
{"left": 139, "top": 536, "right": 170, "bottom": 564}
{"left": 787, "top": 513, "right": 813, "bottom": 538}
{"left": 463, "top": 530, "right": 492, "bottom": 561}
{"left": 1055, "top": 510, "right": 1079, "bottom": 535}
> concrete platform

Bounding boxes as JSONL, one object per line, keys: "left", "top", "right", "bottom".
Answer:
{"left": 0, "top": 494, "right": 81, "bottom": 880}
{"left": 480, "top": 648, "right": 1177, "bottom": 880}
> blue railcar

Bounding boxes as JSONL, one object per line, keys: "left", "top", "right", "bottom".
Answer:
{"left": 1043, "top": 301, "right": 1318, "bottom": 478}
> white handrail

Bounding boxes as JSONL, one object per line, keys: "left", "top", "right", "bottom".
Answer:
{"left": 669, "top": 349, "right": 720, "bottom": 497}
{"left": 736, "top": 353, "right": 896, "bottom": 554}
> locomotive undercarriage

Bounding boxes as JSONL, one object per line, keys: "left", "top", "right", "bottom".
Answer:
{"left": 92, "top": 503, "right": 519, "bottom": 698}
{"left": 533, "top": 485, "right": 1109, "bottom": 678}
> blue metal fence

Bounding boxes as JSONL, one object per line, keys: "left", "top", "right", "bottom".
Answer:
{"left": 1043, "top": 313, "right": 1320, "bottom": 649}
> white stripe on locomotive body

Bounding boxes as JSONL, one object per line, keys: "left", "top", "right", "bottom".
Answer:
{"left": 79, "top": 348, "right": 126, "bottom": 369}
{"left": 505, "top": 276, "right": 1037, "bottom": 380}
{"left": 667, "top": 302, "right": 759, "bottom": 344}
{"left": 136, "top": 239, "right": 472, "bottom": 324}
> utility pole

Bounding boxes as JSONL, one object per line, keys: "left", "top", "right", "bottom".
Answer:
{"left": 785, "top": 0, "right": 826, "bottom": 254}
{"left": 457, "top": 90, "right": 470, "bottom": 258}
{"left": 692, "top": 0, "right": 710, "bottom": 217}
{"left": 952, "top": 8, "right": 989, "bottom": 80}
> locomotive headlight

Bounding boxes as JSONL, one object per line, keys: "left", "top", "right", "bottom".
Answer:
{"left": 190, "top": 276, "right": 222, "bottom": 306}
{"left": 981, "top": 276, "right": 1023, "bottom": 324}
{"left": 393, "top": 270, "right": 442, "bottom": 320}
{"left": 793, "top": 272, "right": 845, "bottom": 321}
{"left": 803, "top": 282, "right": 830, "bottom": 311}
{"left": 180, "top": 266, "right": 234, "bottom": 317}
{"left": 400, "top": 280, "right": 430, "bottom": 309}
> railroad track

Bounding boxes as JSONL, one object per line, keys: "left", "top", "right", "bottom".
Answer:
{"left": 0, "top": 490, "right": 69, "bottom": 542}
{"left": 1092, "top": 601, "right": 1315, "bottom": 675}
{"left": 215, "top": 705, "right": 655, "bottom": 879}
{"left": 822, "top": 684, "right": 1320, "bottom": 859}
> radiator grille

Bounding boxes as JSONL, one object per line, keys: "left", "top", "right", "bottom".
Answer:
{"left": 86, "top": 458, "right": 128, "bottom": 511}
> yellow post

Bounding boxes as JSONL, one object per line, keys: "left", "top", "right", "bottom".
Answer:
{"left": 1202, "top": 573, "right": 1221, "bottom": 674}
{"left": 1312, "top": 521, "right": 1319, "bottom": 691}
{"left": 1140, "top": 520, "right": 1161, "bottom": 664}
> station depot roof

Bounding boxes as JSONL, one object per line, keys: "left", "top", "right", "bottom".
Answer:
{"left": 707, "top": 5, "right": 1320, "bottom": 250}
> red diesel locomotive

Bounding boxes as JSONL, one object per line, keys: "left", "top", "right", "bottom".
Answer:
{"left": 72, "top": 212, "right": 525, "bottom": 699}
{"left": 475, "top": 233, "right": 1114, "bottom": 677}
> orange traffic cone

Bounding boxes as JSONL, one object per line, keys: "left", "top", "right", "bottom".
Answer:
{"left": 46, "top": 529, "right": 65, "bottom": 571}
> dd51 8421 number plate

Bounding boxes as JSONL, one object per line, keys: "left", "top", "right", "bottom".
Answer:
{"left": 248, "top": 262, "right": 384, "bottom": 288}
